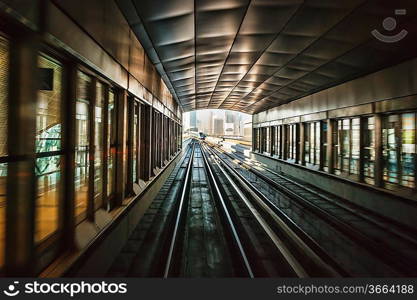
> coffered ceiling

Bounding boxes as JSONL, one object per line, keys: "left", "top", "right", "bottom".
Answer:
{"left": 117, "top": 0, "right": 417, "bottom": 114}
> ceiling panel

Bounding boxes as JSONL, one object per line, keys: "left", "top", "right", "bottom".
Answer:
{"left": 117, "top": 0, "right": 417, "bottom": 114}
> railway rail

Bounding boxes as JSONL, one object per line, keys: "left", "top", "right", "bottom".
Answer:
{"left": 109, "top": 138, "right": 417, "bottom": 277}
{"left": 206, "top": 140, "right": 417, "bottom": 277}
{"left": 110, "top": 139, "right": 344, "bottom": 277}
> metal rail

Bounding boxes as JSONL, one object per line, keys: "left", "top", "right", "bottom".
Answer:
{"left": 225, "top": 146, "right": 417, "bottom": 246}
{"left": 210, "top": 143, "right": 417, "bottom": 276}
{"left": 163, "top": 141, "right": 195, "bottom": 278}
{"left": 202, "top": 143, "right": 340, "bottom": 277}
{"left": 248, "top": 159, "right": 417, "bottom": 246}
{"left": 200, "top": 141, "right": 254, "bottom": 278}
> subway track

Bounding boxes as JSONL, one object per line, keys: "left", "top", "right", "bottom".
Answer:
{"left": 107, "top": 138, "right": 417, "bottom": 277}
{"left": 108, "top": 139, "right": 341, "bottom": 277}
{"left": 207, "top": 141, "right": 417, "bottom": 277}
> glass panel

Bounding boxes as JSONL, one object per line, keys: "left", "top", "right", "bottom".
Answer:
{"left": 75, "top": 72, "right": 91, "bottom": 219}
{"left": 334, "top": 120, "right": 341, "bottom": 175}
{"left": 315, "top": 122, "right": 321, "bottom": 165}
{"left": 305, "top": 123, "right": 310, "bottom": 163}
{"left": 258, "top": 128, "right": 261, "bottom": 152}
{"left": 37, "top": 55, "right": 62, "bottom": 153}
{"left": 323, "top": 122, "right": 328, "bottom": 170}
{"left": 256, "top": 128, "right": 261, "bottom": 151}
{"left": 256, "top": 129, "right": 259, "bottom": 151}
{"left": 265, "top": 127, "right": 270, "bottom": 154}
{"left": 295, "top": 125, "right": 298, "bottom": 160}
{"left": 293, "top": 125, "right": 297, "bottom": 160}
{"left": 341, "top": 119, "right": 350, "bottom": 172}
{"left": 107, "top": 90, "right": 115, "bottom": 197}
{"left": 35, "top": 156, "right": 61, "bottom": 242}
{"left": 308, "top": 123, "right": 316, "bottom": 164}
{"left": 383, "top": 114, "right": 400, "bottom": 185}
{"left": 401, "top": 113, "right": 416, "bottom": 188}
{"left": 94, "top": 82, "right": 104, "bottom": 209}
{"left": 363, "top": 117, "right": 375, "bottom": 183}
{"left": 350, "top": 118, "right": 360, "bottom": 175}
{"left": 276, "top": 126, "right": 281, "bottom": 157}
{"left": 35, "top": 54, "right": 63, "bottom": 243}
{"left": 132, "top": 104, "right": 138, "bottom": 183}
{"left": 0, "top": 35, "right": 8, "bottom": 157}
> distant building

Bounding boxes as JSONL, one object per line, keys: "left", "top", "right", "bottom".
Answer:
{"left": 190, "top": 111, "right": 197, "bottom": 129}
{"left": 243, "top": 121, "right": 252, "bottom": 142}
{"left": 213, "top": 117, "right": 224, "bottom": 136}
{"left": 235, "top": 113, "right": 242, "bottom": 136}
{"left": 199, "top": 110, "right": 213, "bottom": 135}
{"left": 189, "top": 111, "right": 198, "bottom": 132}
{"left": 225, "top": 111, "right": 235, "bottom": 123}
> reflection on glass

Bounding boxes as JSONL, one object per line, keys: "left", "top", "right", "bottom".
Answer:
{"left": 305, "top": 123, "right": 310, "bottom": 163}
{"left": 305, "top": 122, "right": 320, "bottom": 166}
{"left": 323, "top": 122, "right": 328, "bottom": 171}
{"left": 35, "top": 156, "right": 61, "bottom": 242}
{"left": 75, "top": 72, "right": 91, "bottom": 219}
{"left": 265, "top": 127, "right": 270, "bottom": 154}
{"left": 383, "top": 114, "right": 400, "bottom": 185}
{"left": 350, "top": 118, "right": 360, "bottom": 175}
{"left": 333, "top": 121, "right": 340, "bottom": 175}
{"left": 255, "top": 128, "right": 261, "bottom": 152}
{"left": 132, "top": 104, "right": 138, "bottom": 183}
{"left": 37, "top": 55, "right": 62, "bottom": 153}
{"left": 382, "top": 113, "right": 416, "bottom": 189}
{"left": 270, "top": 126, "right": 275, "bottom": 155}
{"left": 108, "top": 91, "right": 115, "bottom": 197}
{"left": 276, "top": 126, "right": 281, "bottom": 158}
{"left": 363, "top": 117, "right": 375, "bottom": 184}
{"left": 35, "top": 54, "right": 63, "bottom": 242}
{"left": 401, "top": 113, "right": 415, "bottom": 188}
{"left": 341, "top": 119, "right": 350, "bottom": 172}
{"left": 94, "top": 82, "right": 104, "bottom": 209}
{"left": 315, "top": 122, "right": 321, "bottom": 164}
{"left": 310, "top": 123, "right": 315, "bottom": 163}
{"left": 288, "top": 125, "right": 296, "bottom": 160}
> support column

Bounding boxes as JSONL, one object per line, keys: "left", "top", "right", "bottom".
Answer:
{"left": 282, "top": 125, "right": 288, "bottom": 160}
{"left": 5, "top": 32, "right": 38, "bottom": 276}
